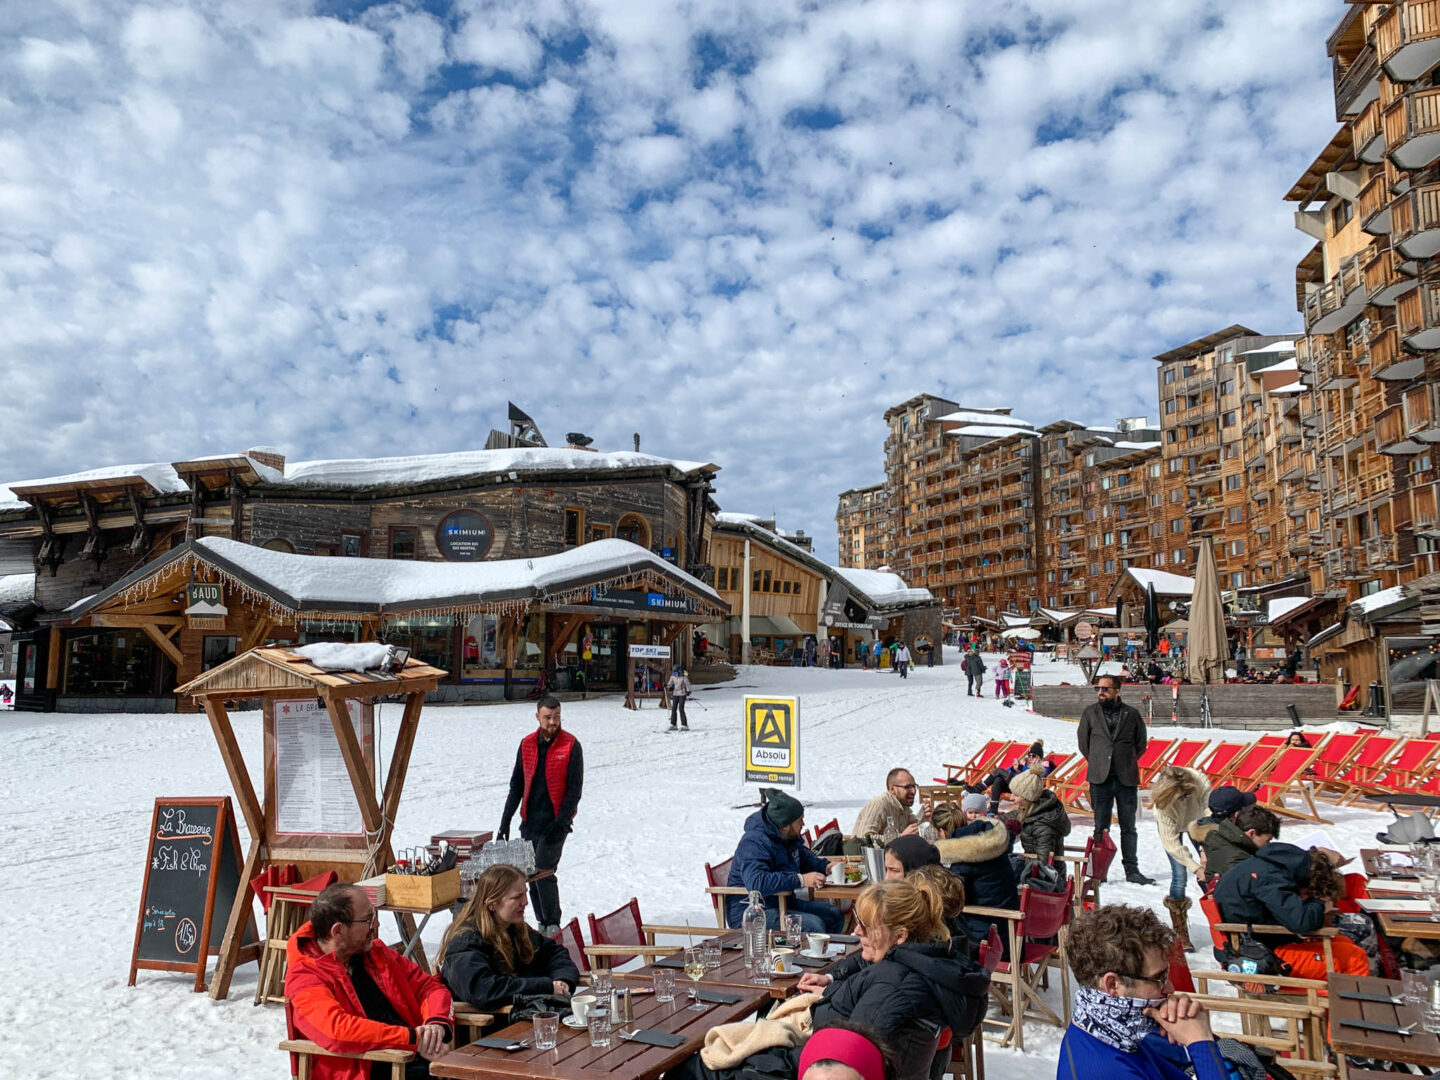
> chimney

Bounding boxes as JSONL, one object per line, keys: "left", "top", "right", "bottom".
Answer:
{"left": 633, "top": 432, "right": 641, "bottom": 452}
{"left": 246, "top": 446, "right": 286, "bottom": 475}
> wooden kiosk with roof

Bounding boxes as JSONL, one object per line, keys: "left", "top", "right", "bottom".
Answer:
{"left": 175, "top": 645, "right": 445, "bottom": 1000}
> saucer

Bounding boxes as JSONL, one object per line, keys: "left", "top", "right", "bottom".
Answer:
{"left": 804, "top": 946, "right": 840, "bottom": 959}
{"left": 769, "top": 969, "right": 802, "bottom": 979}
{"left": 563, "top": 1015, "right": 588, "bottom": 1029}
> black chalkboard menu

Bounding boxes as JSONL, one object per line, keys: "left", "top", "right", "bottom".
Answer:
{"left": 128, "top": 796, "right": 255, "bottom": 991}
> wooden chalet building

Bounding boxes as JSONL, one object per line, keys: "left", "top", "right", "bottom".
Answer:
{"left": 0, "top": 432, "right": 724, "bottom": 712}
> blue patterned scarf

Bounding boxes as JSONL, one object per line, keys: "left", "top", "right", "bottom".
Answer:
{"left": 1071, "top": 985, "right": 1165, "bottom": 1053}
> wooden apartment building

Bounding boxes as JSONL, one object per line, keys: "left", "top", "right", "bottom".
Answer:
{"left": 835, "top": 483, "right": 889, "bottom": 570}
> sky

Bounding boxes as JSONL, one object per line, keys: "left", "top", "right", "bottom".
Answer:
{"left": 1, "top": 1, "right": 1339, "bottom": 563}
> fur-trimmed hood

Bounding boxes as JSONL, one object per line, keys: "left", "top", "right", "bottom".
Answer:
{"left": 1150, "top": 766, "right": 1209, "bottom": 813}
{"left": 936, "top": 819, "right": 1011, "bottom": 865}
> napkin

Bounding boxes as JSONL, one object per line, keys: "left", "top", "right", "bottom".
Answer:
{"left": 474, "top": 1038, "right": 528, "bottom": 1051}
{"left": 695, "top": 989, "right": 743, "bottom": 1004}
{"left": 622, "top": 1029, "right": 687, "bottom": 1048}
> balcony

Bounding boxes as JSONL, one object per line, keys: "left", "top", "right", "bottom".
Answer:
{"left": 1355, "top": 97, "right": 1387, "bottom": 163}
{"left": 1360, "top": 171, "right": 1394, "bottom": 235}
{"left": 1378, "top": 404, "right": 1425, "bottom": 453}
{"left": 1369, "top": 325, "right": 1427, "bottom": 381}
{"left": 1323, "top": 546, "right": 1363, "bottom": 580}
{"left": 1305, "top": 253, "right": 1367, "bottom": 334}
{"left": 1386, "top": 85, "right": 1440, "bottom": 168}
{"left": 1376, "top": 0, "right": 1440, "bottom": 82}
{"left": 1364, "top": 243, "right": 1415, "bottom": 306}
{"left": 1337, "top": 41, "right": 1382, "bottom": 118}
{"left": 1365, "top": 534, "right": 1402, "bottom": 569}
{"left": 1312, "top": 345, "right": 1361, "bottom": 390}
{"left": 1406, "top": 383, "right": 1440, "bottom": 441}
{"left": 1392, "top": 184, "right": 1440, "bottom": 257}
{"left": 1397, "top": 279, "right": 1440, "bottom": 349}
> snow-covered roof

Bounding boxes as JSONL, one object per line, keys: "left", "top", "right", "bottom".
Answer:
{"left": 1308, "top": 622, "right": 1342, "bottom": 648}
{"left": 948, "top": 424, "right": 1038, "bottom": 440}
{"left": 1349, "top": 584, "right": 1408, "bottom": 617}
{"left": 1260, "top": 358, "right": 1299, "bottom": 373}
{"left": 1083, "top": 606, "right": 1117, "bottom": 619}
{"left": 0, "top": 573, "right": 36, "bottom": 607}
{"left": 1035, "top": 607, "right": 1080, "bottom": 624}
{"left": 935, "top": 409, "right": 1030, "bottom": 426}
{"left": 1000, "top": 611, "right": 1033, "bottom": 627}
{"left": 1241, "top": 340, "right": 1299, "bottom": 356}
{"left": 1267, "top": 381, "right": 1305, "bottom": 394}
{"left": 715, "top": 512, "right": 766, "bottom": 525}
{"left": 1267, "top": 596, "right": 1310, "bottom": 624}
{"left": 1119, "top": 568, "right": 1195, "bottom": 596}
{"left": 277, "top": 448, "right": 715, "bottom": 489}
{"left": 75, "top": 537, "right": 724, "bottom": 619}
{"left": 832, "top": 567, "right": 933, "bottom": 608}
{"left": 1111, "top": 440, "right": 1161, "bottom": 451}
{"left": 0, "top": 462, "right": 190, "bottom": 510}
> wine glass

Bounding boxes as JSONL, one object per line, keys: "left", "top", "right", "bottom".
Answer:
{"left": 683, "top": 946, "right": 709, "bottom": 1011}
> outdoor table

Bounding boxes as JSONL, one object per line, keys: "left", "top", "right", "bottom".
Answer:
{"left": 1361, "top": 847, "right": 1418, "bottom": 881}
{"left": 1363, "top": 793, "right": 1440, "bottom": 815}
{"left": 1328, "top": 974, "right": 1440, "bottom": 1069}
{"left": 616, "top": 930, "right": 861, "bottom": 1002}
{"left": 430, "top": 983, "right": 770, "bottom": 1080}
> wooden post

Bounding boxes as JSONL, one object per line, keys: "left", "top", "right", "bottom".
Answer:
{"left": 46, "top": 626, "right": 61, "bottom": 696}
{"left": 204, "top": 698, "right": 267, "bottom": 1001}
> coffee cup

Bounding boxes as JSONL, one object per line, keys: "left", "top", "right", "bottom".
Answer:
{"left": 769, "top": 948, "right": 796, "bottom": 974}
{"left": 807, "top": 933, "right": 831, "bottom": 958}
{"left": 571, "top": 994, "right": 597, "bottom": 1023}
{"left": 828, "top": 862, "right": 845, "bottom": 884}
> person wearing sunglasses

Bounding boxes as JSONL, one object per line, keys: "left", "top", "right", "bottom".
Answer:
{"left": 850, "top": 768, "right": 932, "bottom": 849}
{"left": 1059, "top": 904, "right": 1261, "bottom": 1080}
{"left": 286, "top": 883, "right": 454, "bottom": 1080}
{"left": 1077, "top": 674, "right": 1156, "bottom": 885}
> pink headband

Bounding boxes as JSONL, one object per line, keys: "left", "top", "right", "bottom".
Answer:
{"left": 800, "top": 1028, "right": 885, "bottom": 1080}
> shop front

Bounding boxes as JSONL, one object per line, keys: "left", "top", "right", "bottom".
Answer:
{"left": 44, "top": 535, "right": 727, "bottom": 711}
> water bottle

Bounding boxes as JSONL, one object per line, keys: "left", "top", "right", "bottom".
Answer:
{"left": 742, "top": 891, "right": 768, "bottom": 982}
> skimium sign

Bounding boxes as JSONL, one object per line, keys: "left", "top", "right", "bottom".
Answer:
{"left": 744, "top": 695, "right": 800, "bottom": 787}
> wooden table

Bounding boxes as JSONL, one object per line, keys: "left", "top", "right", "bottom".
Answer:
{"left": 1361, "top": 847, "right": 1418, "bottom": 880}
{"left": 430, "top": 984, "right": 770, "bottom": 1080}
{"left": 1328, "top": 974, "right": 1440, "bottom": 1069}
{"left": 617, "top": 931, "right": 862, "bottom": 1002}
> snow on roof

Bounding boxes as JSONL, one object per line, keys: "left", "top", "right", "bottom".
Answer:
{"left": 715, "top": 512, "right": 766, "bottom": 525}
{"left": 1241, "top": 340, "right": 1299, "bottom": 356}
{"left": 1261, "top": 358, "right": 1299, "bottom": 373}
{"left": 1123, "top": 568, "right": 1195, "bottom": 596}
{"left": 294, "top": 642, "right": 393, "bottom": 672}
{"left": 832, "top": 567, "right": 933, "bottom": 608}
{"left": 1349, "top": 584, "right": 1408, "bottom": 616}
{"left": 176, "top": 453, "right": 285, "bottom": 482}
{"left": 0, "top": 573, "right": 36, "bottom": 606}
{"left": 278, "top": 448, "right": 715, "bottom": 490}
{"left": 1267, "top": 596, "right": 1310, "bottom": 624}
{"left": 947, "top": 424, "right": 1038, "bottom": 440}
{"left": 184, "top": 536, "right": 721, "bottom": 610}
{"left": 0, "top": 462, "right": 189, "bottom": 509}
{"left": 934, "top": 409, "right": 1028, "bottom": 426}
{"left": 1308, "top": 622, "right": 1342, "bottom": 648}
{"left": 1000, "top": 612, "right": 1033, "bottom": 627}
{"left": 1084, "top": 606, "right": 1117, "bottom": 618}
{"left": 1267, "top": 381, "right": 1305, "bottom": 394}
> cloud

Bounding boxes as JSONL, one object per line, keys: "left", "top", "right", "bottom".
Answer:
{"left": 0, "top": 0, "right": 1338, "bottom": 563}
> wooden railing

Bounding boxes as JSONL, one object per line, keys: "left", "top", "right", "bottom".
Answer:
{"left": 1404, "top": 85, "right": 1440, "bottom": 144}
{"left": 1369, "top": 326, "right": 1405, "bottom": 375}
{"left": 1359, "top": 171, "right": 1392, "bottom": 230}
{"left": 1376, "top": 0, "right": 1440, "bottom": 71}
{"left": 1335, "top": 43, "right": 1380, "bottom": 116}
{"left": 1363, "top": 242, "right": 1405, "bottom": 298}
{"left": 1398, "top": 279, "right": 1440, "bottom": 339}
{"left": 1357, "top": 97, "right": 1384, "bottom": 159}
{"left": 1365, "top": 535, "right": 1400, "bottom": 568}
{"left": 1394, "top": 184, "right": 1440, "bottom": 250}
{"left": 1377, "top": 404, "right": 1409, "bottom": 451}
{"left": 1406, "top": 383, "right": 1437, "bottom": 432}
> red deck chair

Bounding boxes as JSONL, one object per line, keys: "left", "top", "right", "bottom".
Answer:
{"left": 979, "top": 881, "right": 1075, "bottom": 1050}
{"left": 1320, "top": 732, "right": 1402, "bottom": 801}
{"left": 1197, "top": 741, "right": 1246, "bottom": 784}
{"left": 585, "top": 898, "right": 713, "bottom": 969}
{"left": 1050, "top": 757, "right": 1091, "bottom": 813}
{"left": 1339, "top": 734, "right": 1440, "bottom": 805}
{"left": 1167, "top": 739, "right": 1210, "bottom": 771}
{"left": 942, "top": 740, "right": 1007, "bottom": 785}
{"left": 1305, "top": 731, "right": 1370, "bottom": 793}
{"left": 1137, "top": 738, "right": 1177, "bottom": 787}
{"left": 704, "top": 856, "right": 739, "bottom": 928}
{"left": 551, "top": 918, "right": 590, "bottom": 974}
{"left": 1042, "top": 752, "right": 1074, "bottom": 780}
{"left": 1062, "top": 832, "right": 1117, "bottom": 916}
{"left": 991, "top": 741, "right": 1030, "bottom": 774}
{"left": 1222, "top": 741, "right": 1286, "bottom": 794}
{"left": 1254, "top": 745, "right": 1329, "bottom": 823}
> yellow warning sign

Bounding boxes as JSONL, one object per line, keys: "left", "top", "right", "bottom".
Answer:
{"left": 744, "top": 696, "right": 800, "bottom": 786}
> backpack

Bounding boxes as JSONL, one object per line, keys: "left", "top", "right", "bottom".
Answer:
{"left": 812, "top": 831, "right": 845, "bottom": 857}
{"left": 1012, "top": 856, "right": 1065, "bottom": 893}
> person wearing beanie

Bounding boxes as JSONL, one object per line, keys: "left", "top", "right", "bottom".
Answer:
{"left": 973, "top": 741, "right": 1051, "bottom": 815}
{"left": 960, "top": 792, "right": 990, "bottom": 820}
{"left": 724, "top": 788, "right": 845, "bottom": 934}
{"left": 938, "top": 796, "right": 1019, "bottom": 954}
{"left": 882, "top": 835, "right": 941, "bottom": 879}
{"left": 1186, "top": 786, "right": 1259, "bottom": 890}
{"left": 1005, "top": 766, "right": 1071, "bottom": 881}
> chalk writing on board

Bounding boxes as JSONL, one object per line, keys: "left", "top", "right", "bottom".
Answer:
{"left": 157, "top": 808, "right": 215, "bottom": 845}
{"left": 152, "top": 845, "right": 209, "bottom": 877}
{"left": 143, "top": 906, "right": 176, "bottom": 932}
{"left": 175, "top": 918, "right": 198, "bottom": 955}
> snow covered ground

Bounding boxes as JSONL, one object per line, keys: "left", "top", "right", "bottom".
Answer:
{"left": 0, "top": 648, "right": 1394, "bottom": 1079}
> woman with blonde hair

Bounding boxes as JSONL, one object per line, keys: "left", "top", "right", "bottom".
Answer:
{"left": 906, "top": 863, "right": 968, "bottom": 942}
{"left": 1148, "top": 765, "right": 1210, "bottom": 952}
{"left": 438, "top": 864, "right": 579, "bottom": 1010}
{"left": 927, "top": 802, "right": 965, "bottom": 839}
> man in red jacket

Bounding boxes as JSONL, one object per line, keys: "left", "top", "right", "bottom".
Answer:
{"left": 498, "top": 694, "right": 584, "bottom": 936}
{"left": 286, "top": 883, "right": 453, "bottom": 1080}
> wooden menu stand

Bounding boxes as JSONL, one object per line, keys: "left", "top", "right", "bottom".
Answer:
{"left": 176, "top": 647, "right": 445, "bottom": 1000}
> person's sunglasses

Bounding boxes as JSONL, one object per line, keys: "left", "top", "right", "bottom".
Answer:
{"left": 1118, "top": 968, "right": 1171, "bottom": 989}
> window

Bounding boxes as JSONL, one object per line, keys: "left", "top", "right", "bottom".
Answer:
{"left": 589, "top": 523, "right": 610, "bottom": 542}
{"left": 1163, "top": 368, "right": 1176, "bottom": 385}
{"left": 1166, "top": 430, "right": 1177, "bottom": 443}
{"left": 62, "top": 630, "right": 158, "bottom": 695}
{"left": 1164, "top": 398, "right": 1177, "bottom": 414}
{"left": 1172, "top": 549, "right": 1187, "bottom": 564}
{"left": 1226, "top": 474, "right": 1242, "bottom": 490}
{"left": 1171, "top": 519, "right": 1184, "bottom": 533}
{"left": 752, "top": 570, "right": 762, "bottom": 592}
{"left": 1222, "top": 411, "right": 1237, "bottom": 427}
{"left": 563, "top": 507, "right": 583, "bottom": 548}
{"left": 616, "top": 514, "right": 650, "bottom": 548}
{"left": 1230, "top": 571, "right": 1246, "bottom": 589}
{"left": 1331, "top": 199, "right": 1354, "bottom": 232}
{"left": 314, "top": 542, "right": 338, "bottom": 556}
{"left": 1228, "top": 506, "right": 1245, "bottom": 523}
{"left": 389, "top": 526, "right": 418, "bottom": 559}
{"left": 762, "top": 570, "right": 772, "bottom": 592}
{"left": 1220, "top": 380, "right": 1235, "bottom": 396}
{"left": 341, "top": 533, "right": 363, "bottom": 557}
{"left": 262, "top": 537, "right": 295, "bottom": 552}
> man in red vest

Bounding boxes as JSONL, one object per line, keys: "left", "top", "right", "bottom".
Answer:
{"left": 498, "top": 694, "right": 584, "bottom": 936}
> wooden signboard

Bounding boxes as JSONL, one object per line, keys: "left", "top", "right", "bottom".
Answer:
{"left": 128, "top": 796, "right": 258, "bottom": 991}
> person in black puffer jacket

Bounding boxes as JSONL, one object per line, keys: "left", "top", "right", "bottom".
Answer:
{"left": 438, "top": 864, "right": 579, "bottom": 1011}
{"left": 668, "top": 880, "right": 989, "bottom": 1080}
{"left": 1005, "top": 766, "right": 1071, "bottom": 881}
{"left": 936, "top": 796, "right": 1019, "bottom": 953}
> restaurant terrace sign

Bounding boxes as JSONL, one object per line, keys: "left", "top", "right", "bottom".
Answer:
{"left": 185, "top": 583, "right": 228, "bottom": 630}
{"left": 435, "top": 510, "right": 494, "bottom": 561}
{"left": 589, "top": 587, "right": 698, "bottom": 615}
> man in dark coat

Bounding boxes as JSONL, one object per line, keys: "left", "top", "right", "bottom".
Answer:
{"left": 1077, "top": 674, "right": 1154, "bottom": 884}
{"left": 961, "top": 649, "right": 986, "bottom": 696}
{"left": 725, "top": 788, "right": 843, "bottom": 933}
{"left": 498, "top": 695, "right": 584, "bottom": 936}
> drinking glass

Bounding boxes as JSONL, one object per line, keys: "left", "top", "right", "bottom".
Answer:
{"left": 783, "top": 914, "right": 803, "bottom": 949}
{"left": 588, "top": 1007, "right": 612, "bottom": 1048}
{"left": 653, "top": 967, "right": 676, "bottom": 1002}
{"left": 1403, "top": 968, "right": 1429, "bottom": 1006}
{"left": 532, "top": 1011, "right": 559, "bottom": 1050}
{"left": 590, "top": 968, "right": 612, "bottom": 998}
{"left": 701, "top": 939, "right": 722, "bottom": 970}
{"left": 1424, "top": 873, "right": 1440, "bottom": 918}
{"left": 684, "top": 946, "right": 710, "bottom": 1011}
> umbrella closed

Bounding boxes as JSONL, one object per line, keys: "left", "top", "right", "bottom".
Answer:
{"left": 1143, "top": 582, "right": 1161, "bottom": 654}
{"left": 1187, "top": 539, "right": 1228, "bottom": 685}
